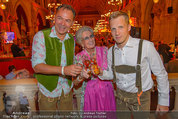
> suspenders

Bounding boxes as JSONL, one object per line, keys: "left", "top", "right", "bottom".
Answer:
{"left": 112, "top": 39, "right": 143, "bottom": 105}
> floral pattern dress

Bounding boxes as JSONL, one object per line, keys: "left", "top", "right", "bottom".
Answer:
{"left": 74, "top": 46, "right": 116, "bottom": 118}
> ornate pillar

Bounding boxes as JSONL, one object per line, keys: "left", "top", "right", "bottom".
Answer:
{"left": 140, "top": 22, "right": 150, "bottom": 40}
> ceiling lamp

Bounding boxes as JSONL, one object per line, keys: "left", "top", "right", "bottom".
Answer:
{"left": 71, "top": 21, "right": 82, "bottom": 32}
{"left": 108, "top": 0, "right": 122, "bottom": 6}
{"left": 48, "top": 2, "right": 61, "bottom": 9}
{"left": 46, "top": 2, "right": 62, "bottom": 20}
{"left": 0, "top": 0, "right": 9, "bottom": 2}
{"left": 101, "top": 9, "right": 113, "bottom": 18}
{"left": 0, "top": 0, "right": 9, "bottom": 9}
{"left": 94, "top": 18, "right": 109, "bottom": 33}
{"left": 153, "top": 0, "right": 159, "bottom": 3}
{"left": 0, "top": 3, "right": 6, "bottom": 9}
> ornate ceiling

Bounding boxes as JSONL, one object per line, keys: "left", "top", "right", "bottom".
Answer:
{"left": 45, "top": 0, "right": 121, "bottom": 28}
{"left": 61, "top": 0, "right": 117, "bottom": 16}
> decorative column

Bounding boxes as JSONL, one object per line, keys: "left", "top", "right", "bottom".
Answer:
{"left": 140, "top": 22, "right": 150, "bottom": 40}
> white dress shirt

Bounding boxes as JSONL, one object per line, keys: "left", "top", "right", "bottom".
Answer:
{"left": 99, "top": 36, "right": 169, "bottom": 106}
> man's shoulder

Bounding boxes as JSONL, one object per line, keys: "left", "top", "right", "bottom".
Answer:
{"left": 142, "top": 39, "right": 153, "bottom": 47}
{"left": 132, "top": 37, "right": 152, "bottom": 46}
{"left": 41, "top": 28, "right": 52, "bottom": 35}
{"left": 34, "top": 30, "right": 44, "bottom": 37}
{"left": 108, "top": 45, "right": 114, "bottom": 53}
{"left": 41, "top": 28, "right": 51, "bottom": 32}
{"left": 67, "top": 33, "right": 73, "bottom": 38}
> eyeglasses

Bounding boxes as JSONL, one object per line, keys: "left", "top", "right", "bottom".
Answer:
{"left": 83, "top": 34, "right": 94, "bottom": 40}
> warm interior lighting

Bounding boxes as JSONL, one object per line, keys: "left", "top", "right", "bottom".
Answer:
{"left": 0, "top": 0, "right": 9, "bottom": 9}
{"left": 0, "top": 3, "right": 6, "bottom": 9}
{"left": 46, "top": 2, "right": 62, "bottom": 20}
{"left": 94, "top": 18, "right": 109, "bottom": 33}
{"left": 108, "top": 0, "right": 122, "bottom": 6}
{"left": 129, "top": 17, "right": 136, "bottom": 26}
{"left": 0, "top": 0, "right": 8, "bottom": 2}
{"left": 48, "top": 2, "right": 61, "bottom": 9}
{"left": 153, "top": 0, "right": 159, "bottom": 3}
{"left": 101, "top": 9, "right": 113, "bottom": 18}
{"left": 71, "top": 21, "right": 82, "bottom": 32}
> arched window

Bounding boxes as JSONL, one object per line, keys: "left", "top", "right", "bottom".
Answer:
{"left": 16, "top": 5, "right": 28, "bottom": 35}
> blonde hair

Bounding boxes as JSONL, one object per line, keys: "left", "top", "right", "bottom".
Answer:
{"left": 109, "top": 11, "right": 129, "bottom": 24}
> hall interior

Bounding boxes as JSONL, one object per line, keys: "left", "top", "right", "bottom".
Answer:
{"left": 0, "top": 0, "right": 178, "bottom": 115}
{"left": 0, "top": 0, "right": 177, "bottom": 58}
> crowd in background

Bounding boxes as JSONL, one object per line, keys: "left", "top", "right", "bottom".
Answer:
{"left": 154, "top": 40, "right": 178, "bottom": 73}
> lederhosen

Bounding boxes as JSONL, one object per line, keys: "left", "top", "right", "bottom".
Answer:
{"left": 112, "top": 39, "right": 150, "bottom": 111}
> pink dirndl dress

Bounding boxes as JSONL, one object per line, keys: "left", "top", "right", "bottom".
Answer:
{"left": 75, "top": 46, "right": 116, "bottom": 119}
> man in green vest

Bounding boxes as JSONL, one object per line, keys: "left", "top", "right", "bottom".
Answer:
{"left": 31, "top": 4, "right": 82, "bottom": 111}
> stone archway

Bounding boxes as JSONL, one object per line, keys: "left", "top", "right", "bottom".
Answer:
{"left": 16, "top": 5, "right": 28, "bottom": 36}
{"left": 140, "top": 0, "right": 153, "bottom": 40}
{"left": 14, "top": 0, "right": 31, "bottom": 40}
{"left": 16, "top": 5, "right": 29, "bottom": 46}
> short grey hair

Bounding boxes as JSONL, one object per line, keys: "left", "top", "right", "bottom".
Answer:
{"left": 75, "top": 26, "right": 94, "bottom": 45}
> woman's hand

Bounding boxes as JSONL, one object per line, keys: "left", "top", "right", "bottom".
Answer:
{"left": 80, "top": 69, "right": 90, "bottom": 79}
{"left": 91, "top": 65, "right": 103, "bottom": 76}
{"left": 98, "top": 67, "right": 103, "bottom": 76}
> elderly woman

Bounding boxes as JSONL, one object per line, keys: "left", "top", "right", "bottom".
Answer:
{"left": 73, "top": 26, "right": 116, "bottom": 113}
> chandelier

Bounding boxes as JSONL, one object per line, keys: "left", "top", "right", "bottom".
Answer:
{"left": 108, "top": 0, "right": 122, "bottom": 6}
{"left": 153, "top": 0, "right": 159, "bottom": 3}
{"left": 101, "top": 10, "right": 113, "bottom": 17}
{"left": 94, "top": 16, "right": 109, "bottom": 33}
{"left": 70, "top": 21, "right": 82, "bottom": 35}
{"left": 46, "top": 2, "right": 62, "bottom": 20}
{"left": 0, "top": 0, "right": 9, "bottom": 9}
